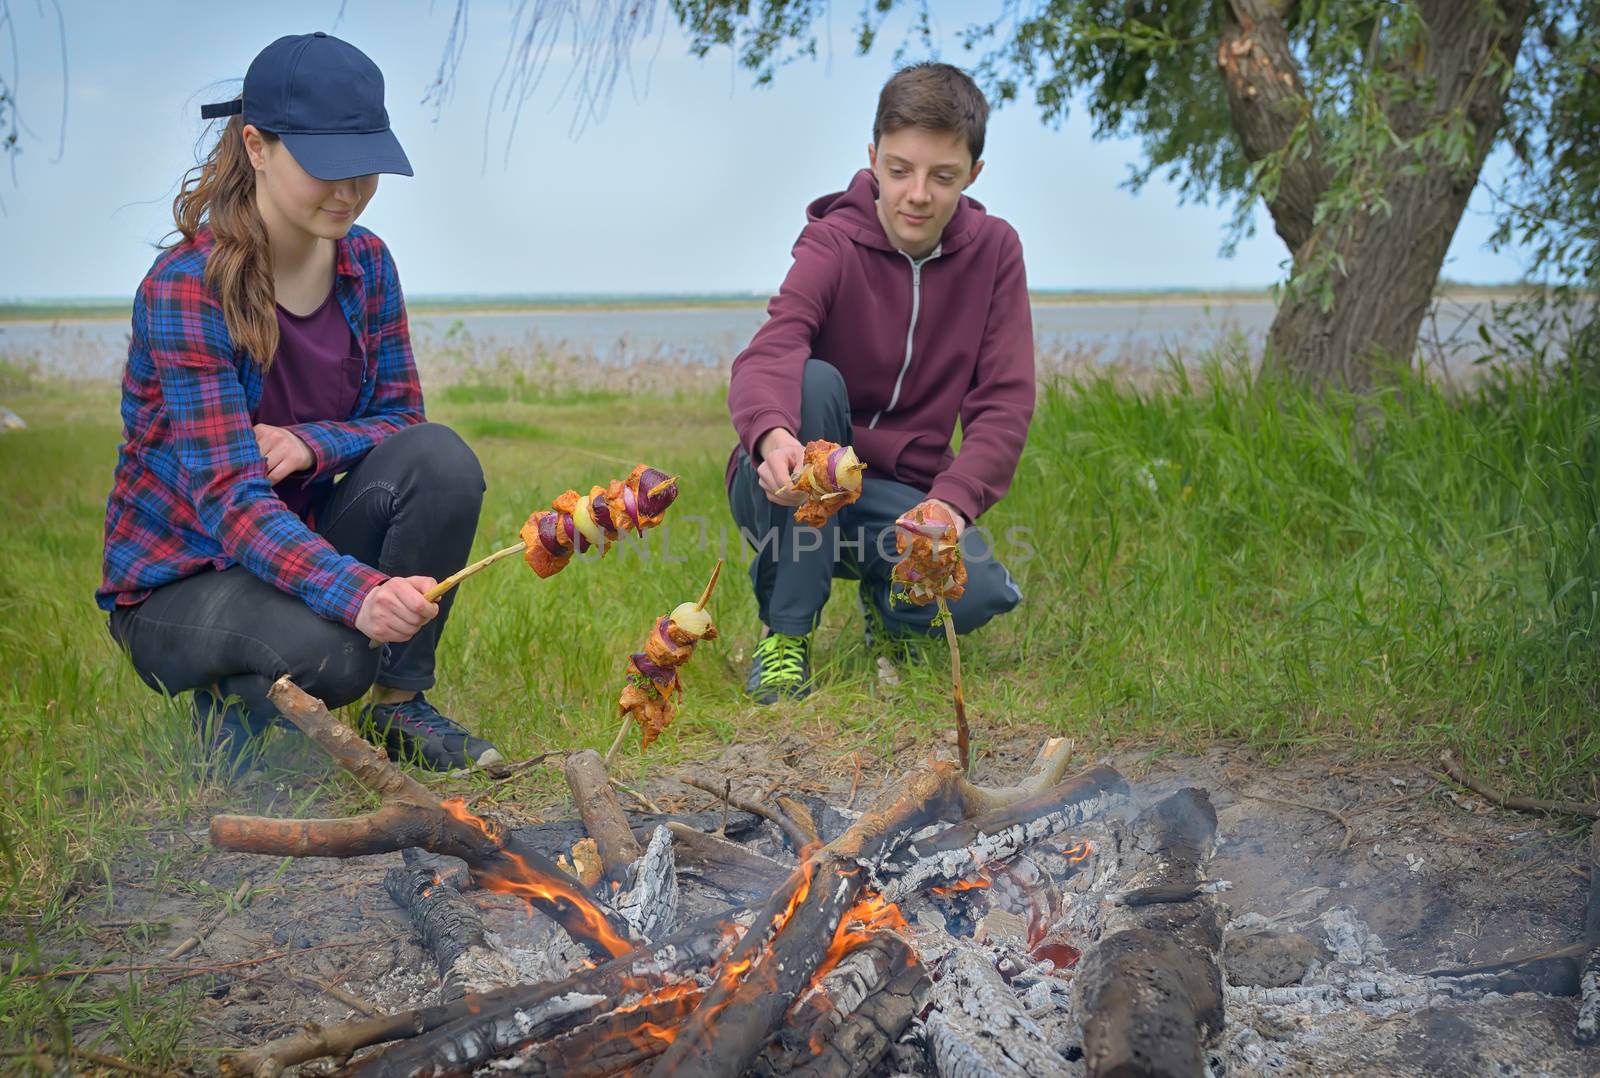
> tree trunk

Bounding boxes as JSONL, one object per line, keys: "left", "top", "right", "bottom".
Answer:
{"left": 1219, "top": 0, "right": 1533, "bottom": 391}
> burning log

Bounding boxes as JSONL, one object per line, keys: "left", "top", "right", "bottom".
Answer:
{"left": 925, "top": 940, "right": 1073, "bottom": 1077}
{"left": 1075, "top": 788, "right": 1225, "bottom": 1078}
{"left": 649, "top": 762, "right": 1128, "bottom": 1077}
{"left": 382, "top": 866, "right": 518, "bottom": 1000}
{"left": 753, "top": 931, "right": 930, "bottom": 1078}
{"left": 645, "top": 764, "right": 968, "bottom": 1077}
{"left": 345, "top": 907, "right": 750, "bottom": 1077}
{"left": 492, "top": 983, "right": 703, "bottom": 1076}
{"left": 1578, "top": 820, "right": 1600, "bottom": 1044}
{"left": 210, "top": 677, "right": 634, "bottom": 963}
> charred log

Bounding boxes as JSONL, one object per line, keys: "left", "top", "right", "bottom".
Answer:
{"left": 382, "top": 866, "right": 517, "bottom": 1000}
{"left": 925, "top": 941, "right": 1072, "bottom": 1077}
{"left": 1578, "top": 821, "right": 1600, "bottom": 1044}
{"left": 493, "top": 985, "right": 703, "bottom": 1076}
{"left": 754, "top": 932, "right": 930, "bottom": 1078}
{"left": 883, "top": 764, "right": 1130, "bottom": 903}
{"left": 664, "top": 821, "right": 791, "bottom": 896}
{"left": 346, "top": 906, "right": 752, "bottom": 1077}
{"left": 610, "top": 824, "right": 679, "bottom": 943}
{"left": 1075, "top": 788, "right": 1225, "bottom": 1078}
{"left": 221, "top": 997, "right": 498, "bottom": 1078}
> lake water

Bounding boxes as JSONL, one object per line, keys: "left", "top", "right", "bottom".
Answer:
{"left": 0, "top": 296, "right": 1508, "bottom": 380}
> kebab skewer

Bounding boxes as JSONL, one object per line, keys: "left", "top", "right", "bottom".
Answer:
{"left": 367, "top": 466, "right": 679, "bottom": 648}
{"left": 606, "top": 561, "right": 723, "bottom": 766}
{"left": 426, "top": 465, "right": 680, "bottom": 599}
{"left": 780, "top": 439, "right": 867, "bottom": 527}
{"left": 891, "top": 500, "right": 973, "bottom": 770}
{"left": 518, "top": 465, "right": 679, "bottom": 580}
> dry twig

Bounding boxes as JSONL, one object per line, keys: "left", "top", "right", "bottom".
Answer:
{"left": 1440, "top": 751, "right": 1600, "bottom": 819}
{"left": 680, "top": 775, "right": 813, "bottom": 851}
{"left": 1229, "top": 787, "right": 1357, "bottom": 850}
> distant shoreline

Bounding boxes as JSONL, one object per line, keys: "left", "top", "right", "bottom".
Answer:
{"left": 0, "top": 284, "right": 1534, "bottom": 325}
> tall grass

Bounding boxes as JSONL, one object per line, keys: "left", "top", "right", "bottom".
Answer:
{"left": 1011, "top": 357, "right": 1600, "bottom": 789}
{"left": 2, "top": 343, "right": 1598, "bottom": 1061}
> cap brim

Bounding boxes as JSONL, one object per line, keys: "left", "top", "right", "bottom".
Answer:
{"left": 278, "top": 128, "right": 413, "bottom": 180}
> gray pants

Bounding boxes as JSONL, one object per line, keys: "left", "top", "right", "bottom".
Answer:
{"left": 728, "top": 359, "right": 1023, "bottom": 638}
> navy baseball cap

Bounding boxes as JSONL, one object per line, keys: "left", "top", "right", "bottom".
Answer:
{"left": 201, "top": 32, "right": 413, "bottom": 181}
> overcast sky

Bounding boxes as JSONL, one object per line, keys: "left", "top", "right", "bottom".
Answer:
{"left": 0, "top": 0, "right": 1530, "bottom": 300}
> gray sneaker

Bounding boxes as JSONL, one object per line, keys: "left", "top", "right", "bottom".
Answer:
{"left": 364, "top": 692, "right": 503, "bottom": 771}
{"left": 745, "top": 632, "right": 812, "bottom": 705}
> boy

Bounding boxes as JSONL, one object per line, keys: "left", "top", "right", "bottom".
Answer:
{"left": 726, "top": 62, "right": 1035, "bottom": 704}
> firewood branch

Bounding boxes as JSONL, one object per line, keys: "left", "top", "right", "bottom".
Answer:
{"left": 210, "top": 677, "right": 635, "bottom": 966}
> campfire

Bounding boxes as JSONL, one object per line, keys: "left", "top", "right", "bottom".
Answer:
{"left": 206, "top": 677, "right": 1600, "bottom": 1077}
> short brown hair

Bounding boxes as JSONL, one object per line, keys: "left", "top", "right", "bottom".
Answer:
{"left": 873, "top": 63, "right": 990, "bottom": 163}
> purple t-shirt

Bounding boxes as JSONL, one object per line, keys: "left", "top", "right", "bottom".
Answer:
{"left": 255, "top": 288, "right": 362, "bottom": 520}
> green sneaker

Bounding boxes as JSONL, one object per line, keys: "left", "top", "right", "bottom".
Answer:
{"left": 745, "top": 631, "right": 812, "bottom": 705}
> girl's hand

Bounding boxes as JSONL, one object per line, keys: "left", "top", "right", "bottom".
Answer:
{"left": 253, "top": 423, "right": 315, "bottom": 483}
{"left": 356, "top": 576, "right": 439, "bottom": 642}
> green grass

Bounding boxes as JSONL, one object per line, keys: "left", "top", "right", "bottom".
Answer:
{"left": 3, "top": 347, "right": 1599, "bottom": 1064}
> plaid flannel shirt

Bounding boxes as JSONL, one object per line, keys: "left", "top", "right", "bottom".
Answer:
{"left": 97, "top": 225, "right": 425, "bottom": 628}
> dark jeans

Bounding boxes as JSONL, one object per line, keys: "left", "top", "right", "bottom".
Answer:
{"left": 728, "top": 359, "right": 1023, "bottom": 638}
{"left": 108, "top": 423, "right": 485, "bottom": 723}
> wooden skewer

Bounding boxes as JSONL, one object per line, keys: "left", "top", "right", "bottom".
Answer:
{"left": 695, "top": 559, "right": 724, "bottom": 610}
{"left": 367, "top": 540, "right": 526, "bottom": 649}
{"left": 424, "top": 541, "right": 528, "bottom": 602}
{"left": 937, "top": 593, "right": 971, "bottom": 772}
{"left": 648, "top": 475, "right": 679, "bottom": 499}
{"left": 604, "top": 715, "right": 634, "bottom": 769}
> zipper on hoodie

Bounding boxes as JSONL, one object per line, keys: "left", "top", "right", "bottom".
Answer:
{"left": 869, "top": 245, "right": 941, "bottom": 429}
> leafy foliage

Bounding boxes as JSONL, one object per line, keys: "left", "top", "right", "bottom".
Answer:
{"left": 670, "top": 0, "right": 1591, "bottom": 301}
{"left": 1490, "top": 0, "right": 1599, "bottom": 364}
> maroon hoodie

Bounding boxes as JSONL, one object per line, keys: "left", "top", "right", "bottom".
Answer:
{"left": 725, "top": 169, "right": 1035, "bottom": 523}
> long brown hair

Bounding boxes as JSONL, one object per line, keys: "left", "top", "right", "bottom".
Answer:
{"left": 171, "top": 109, "right": 280, "bottom": 369}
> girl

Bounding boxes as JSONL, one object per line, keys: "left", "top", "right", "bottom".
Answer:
{"left": 98, "top": 32, "right": 501, "bottom": 772}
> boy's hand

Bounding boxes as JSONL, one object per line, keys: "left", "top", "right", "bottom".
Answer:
{"left": 253, "top": 423, "right": 315, "bottom": 483}
{"left": 755, "top": 428, "right": 808, "bottom": 507}
{"left": 356, "top": 576, "right": 440, "bottom": 643}
{"left": 926, "top": 498, "right": 967, "bottom": 538}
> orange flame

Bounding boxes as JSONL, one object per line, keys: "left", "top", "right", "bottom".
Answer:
{"left": 1062, "top": 839, "right": 1094, "bottom": 864}
{"left": 801, "top": 890, "right": 913, "bottom": 1054}
{"left": 931, "top": 875, "right": 992, "bottom": 896}
{"left": 810, "top": 890, "right": 911, "bottom": 989}
{"left": 440, "top": 797, "right": 633, "bottom": 958}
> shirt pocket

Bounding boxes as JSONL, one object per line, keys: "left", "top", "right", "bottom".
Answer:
{"left": 337, "top": 354, "right": 365, "bottom": 420}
